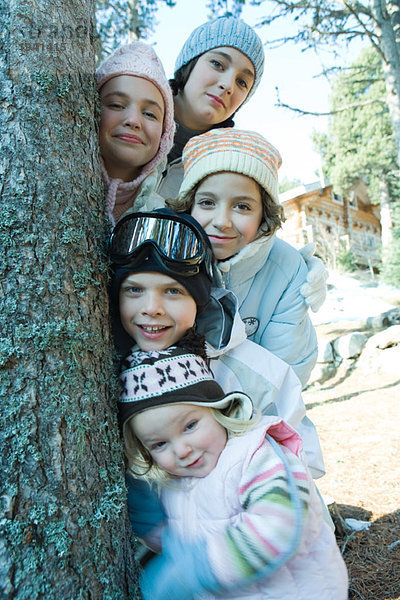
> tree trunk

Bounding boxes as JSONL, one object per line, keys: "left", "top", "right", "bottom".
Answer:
{"left": 372, "top": 0, "right": 400, "bottom": 168}
{"left": 379, "top": 178, "right": 393, "bottom": 247}
{"left": 0, "top": 1, "right": 139, "bottom": 597}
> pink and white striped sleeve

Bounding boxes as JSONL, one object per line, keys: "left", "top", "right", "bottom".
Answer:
{"left": 207, "top": 436, "right": 311, "bottom": 589}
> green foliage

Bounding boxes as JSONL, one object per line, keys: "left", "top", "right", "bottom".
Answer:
{"left": 95, "top": 0, "right": 175, "bottom": 55}
{"left": 279, "top": 176, "right": 301, "bottom": 193}
{"left": 95, "top": 0, "right": 249, "bottom": 55}
{"left": 313, "top": 47, "right": 398, "bottom": 203}
{"left": 381, "top": 239, "right": 400, "bottom": 286}
{"left": 381, "top": 203, "right": 400, "bottom": 286}
{"left": 206, "top": 0, "right": 246, "bottom": 17}
{"left": 336, "top": 240, "right": 356, "bottom": 273}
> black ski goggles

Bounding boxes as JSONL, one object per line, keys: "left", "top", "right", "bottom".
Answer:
{"left": 109, "top": 211, "right": 214, "bottom": 279}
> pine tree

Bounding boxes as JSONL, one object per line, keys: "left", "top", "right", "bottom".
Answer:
{"left": 313, "top": 47, "right": 399, "bottom": 250}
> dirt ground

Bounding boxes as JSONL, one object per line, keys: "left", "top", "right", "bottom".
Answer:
{"left": 304, "top": 317, "right": 400, "bottom": 600}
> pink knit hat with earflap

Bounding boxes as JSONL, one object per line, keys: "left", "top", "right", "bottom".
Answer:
{"left": 96, "top": 42, "right": 176, "bottom": 223}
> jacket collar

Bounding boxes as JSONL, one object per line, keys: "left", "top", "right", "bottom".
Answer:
{"left": 216, "top": 233, "right": 276, "bottom": 291}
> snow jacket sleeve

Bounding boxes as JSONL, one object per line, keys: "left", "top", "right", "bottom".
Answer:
{"left": 257, "top": 243, "right": 318, "bottom": 387}
{"left": 206, "top": 433, "right": 311, "bottom": 589}
{"left": 126, "top": 473, "right": 166, "bottom": 552}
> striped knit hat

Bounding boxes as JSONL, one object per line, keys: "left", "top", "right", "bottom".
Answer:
{"left": 174, "top": 16, "right": 265, "bottom": 100}
{"left": 178, "top": 128, "right": 282, "bottom": 204}
{"left": 118, "top": 346, "right": 253, "bottom": 428}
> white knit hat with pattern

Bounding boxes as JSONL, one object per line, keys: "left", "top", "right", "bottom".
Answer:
{"left": 118, "top": 346, "right": 253, "bottom": 428}
{"left": 178, "top": 128, "right": 282, "bottom": 204}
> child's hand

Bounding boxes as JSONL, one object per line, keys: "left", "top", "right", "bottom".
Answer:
{"left": 140, "top": 529, "right": 220, "bottom": 600}
{"left": 299, "top": 243, "right": 329, "bottom": 313}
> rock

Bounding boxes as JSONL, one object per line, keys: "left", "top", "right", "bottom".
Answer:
{"left": 384, "top": 308, "right": 400, "bottom": 325}
{"left": 377, "top": 346, "right": 400, "bottom": 376}
{"left": 358, "top": 329, "right": 400, "bottom": 375}
{"left": 366, "top": 314, "right": 391, "bottom": 330}
{"left": 366, "top": 325, "right": 400, "bottom": 350}
{"left": 317, "top": 339, "right": 334, "bottom": 363}
{"left": 308, "top": 362, "right": 337, "bottom": 385}
{"left": 366, "top": 308, "right": 400, "bottom": 330}
{"left": 333, "top": 332, "right": 368, "bottom": 359}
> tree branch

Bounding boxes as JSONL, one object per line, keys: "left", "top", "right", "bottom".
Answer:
{"left": 275, "top": 89, "right": 387, "bottom": 116}
{"left": 340, "top": 0, "right": 385, "bottom": 57}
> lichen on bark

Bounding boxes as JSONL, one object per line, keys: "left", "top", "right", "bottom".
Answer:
{"left": 0, "top": 1, "right": 139, "bottom": 597}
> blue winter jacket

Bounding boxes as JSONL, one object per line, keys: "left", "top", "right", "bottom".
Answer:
{"left": 215, "top": 233, "right": 318, "bottom": 387}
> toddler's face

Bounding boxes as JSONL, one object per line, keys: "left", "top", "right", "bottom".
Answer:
{"left": 191, "top": 172, "right": 263, "bottom": 261}
{"left": 174, "top": 47, "right": 254, "bottom": 131}
{"left": 99, "top": 75, "right": 164, "bottom": 181}
{"left": 119, "top": 272, "right": 197, "bottom": 351}
{"left": 132, "top": 404, "right": 227, "bottom": 478}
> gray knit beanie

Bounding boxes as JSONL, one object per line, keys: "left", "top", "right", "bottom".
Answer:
{"left": 174, "top": 16, "right": 265, "bottom": 100}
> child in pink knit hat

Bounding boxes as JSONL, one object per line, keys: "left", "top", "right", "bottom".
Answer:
{"left": 96, "top": 42, "right": 176, "bottom": 225}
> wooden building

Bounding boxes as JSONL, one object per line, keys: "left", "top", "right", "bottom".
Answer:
{"left": 278, "top": 179, "right": 381, "bottom": 269}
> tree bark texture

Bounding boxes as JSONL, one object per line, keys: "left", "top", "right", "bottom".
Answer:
{"left": 372, "top": 0, "right": 400, "bottom": 168}
{"left": 0, "top": 1, "right": 138, "bottom": 598}
{"left": 379, "top": 178, "right": 393, "bottom": 247}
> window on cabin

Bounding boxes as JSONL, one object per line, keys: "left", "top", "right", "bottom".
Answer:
{"left": 365, "top": 233, "right": 376, "bottom": 248}
{"left": 348, "top": 192, "right": 358, "bottom": 210}
{"left": 331, "top": 190, "right": 343, "bottom": 204}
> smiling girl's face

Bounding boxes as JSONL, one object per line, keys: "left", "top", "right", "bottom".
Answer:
{"left": 173, "top": 47, "right": 255, "bottom": 131}
{"left": 191, "top": 172, "right": 263, "bottom": 261}
{"left": 131, "top": 404, "right": 227, "bottom": 478}
{"left": 99, "top": 75, "right": 164, "bottom": 181}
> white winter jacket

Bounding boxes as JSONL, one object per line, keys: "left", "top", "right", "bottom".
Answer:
{"left": 197, "top": 287, "right": 325, "bottom": 479}
{"left": 159, "top": 417, "right": 348, "bottom": 600}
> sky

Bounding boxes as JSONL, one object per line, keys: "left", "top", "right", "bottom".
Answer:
{"left": 147, "top": 0, "right": 367, "bottom": 184}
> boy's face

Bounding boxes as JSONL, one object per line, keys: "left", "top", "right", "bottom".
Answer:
{"left": 99, "top": 75, "right": 164, "bottom": 181}
{"left": 174, "top": 47, "right": 254, "bottom": 131}
{"left": 191, "top": 172, "right": 263, "bottom": 261}
{"left": 119, "top": 272, "right": 197, "bottom": 351}
{"left": 132, "top": 404, "right": 227, "bottom": 478}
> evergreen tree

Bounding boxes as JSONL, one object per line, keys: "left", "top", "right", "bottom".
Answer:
{"left": 96, "top": 0, "right": 175, "bottom": 55}
{"left": 317, "top": 48, "right": 396, "bottom": 202}
{"left": 313, "top": 46, "right": 399, "bottom": 249}
{"left": 381, "top": 186, "right": 400, "bottom": 285}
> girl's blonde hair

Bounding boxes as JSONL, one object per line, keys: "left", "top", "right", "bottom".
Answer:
{"left": 166, "top": 181, "right": 285, "bottom": 239}
{"left": 123, "top": 401, "right": 259, "bottom": 485}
